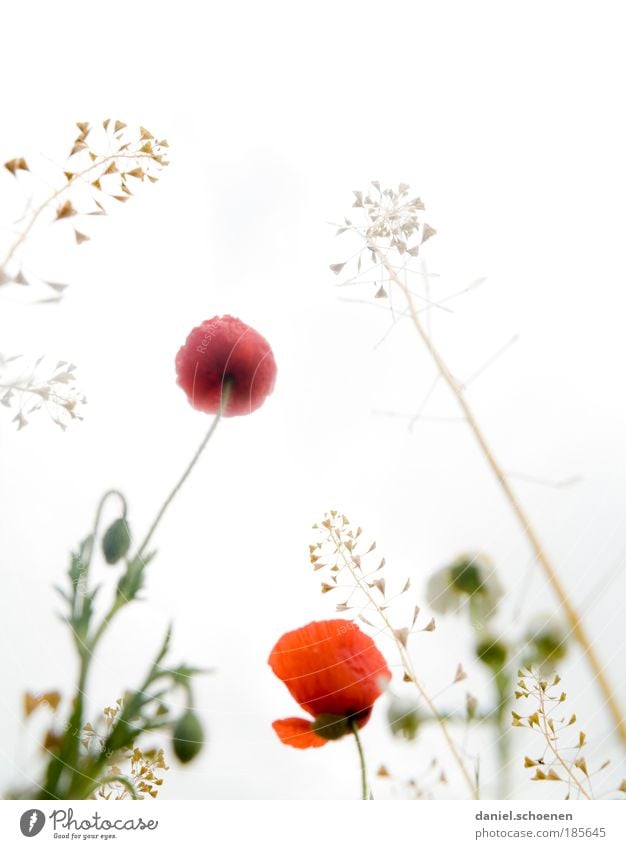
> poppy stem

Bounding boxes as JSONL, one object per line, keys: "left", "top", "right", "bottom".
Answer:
{"left": 88, "top": 385, "right": 233, "bottom": 655}
{"left": 135, "top": 381, "right": 233, "bottom": 561}
{"left": 350, "top": 720, "right": 368, "bottom": 800}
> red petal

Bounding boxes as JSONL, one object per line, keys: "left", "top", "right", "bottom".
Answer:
{"left": 268, "top": 620, "right": 391, "bottom": 720}
{"left": 272, "top": 718, "right": 328, "bottom": 749}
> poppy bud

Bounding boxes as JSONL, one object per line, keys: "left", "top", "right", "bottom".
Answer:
{"left": 426, "top": 553, "right": 503, "bottom": 624}
{"left": 172, "top": 711, "right": 205, "bottom": 764}
{"left": 524, "top": 619, "right": 568, "bottom": 669}
{"left": 102, "top": 518, "right": 131, "bottom": 564}
{"left": 476, "top": 636, "right": 508, "bottom": 671}
{"left": 176, "top": 315, "right": 277, "bottom": 417}
{"left": 450, "top": 559, "right": 484, "bottom": 595}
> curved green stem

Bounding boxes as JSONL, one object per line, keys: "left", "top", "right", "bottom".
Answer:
{"left": 92, "top": 385, "right": 232, "bottom": 650}
{"left": 351, "top": 720, "right": 368, "bottom": 800}
{"left": 134, "top": 381, "right": 232, "bottom": 561}
{"left": 86, "top": 489, "right": 128, "bottom": 573}
{"left": 89, "top": 596, "right": 125, "bottom": 653}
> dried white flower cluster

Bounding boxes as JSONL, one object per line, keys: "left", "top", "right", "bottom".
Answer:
{"left": 0, "top": 354, "right": 86, "bottom": 430}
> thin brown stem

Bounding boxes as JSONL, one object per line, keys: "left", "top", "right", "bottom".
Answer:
{"left": 1, "top": 152, "right": 158, "bottom": 271}
{"left": 374, "top": 246, "right": 626, "bottom": 747}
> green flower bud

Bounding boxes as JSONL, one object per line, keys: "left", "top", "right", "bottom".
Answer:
{"left": 476, "top": 636, "right": 508, "bottom": 670}
{"left": 426, "top": 553, "right": 503, "bottom": 623}
{"left": 387, "top": 697, "right": 421, "bottom": 741}
{"left": 311, "top": 714, "right": 351, "bottom": 740}
{"left": 102, "top": 518, "right": 131, "bottom": 565}
{"left": 172, "top": 711, "right": 205, "bottom": 764}
{"left": 524, "top": 620, "right": 568, "bottom": 669}
{"left": 450, "top": 559, "right": 485, "bottom": 596}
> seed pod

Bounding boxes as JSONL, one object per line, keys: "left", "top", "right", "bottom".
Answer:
{"left": 102, "top": 518, "right": 131, "bottom": 564}
{"left": 525, "top": 621, "right": 568, "bottom": 668}
{"left": 172, "top": 711, "right": 205, "bottom": 764}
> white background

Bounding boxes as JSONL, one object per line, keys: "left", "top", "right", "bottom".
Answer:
{"left": 1, "top": 0, "right": 626, "bottom": 802}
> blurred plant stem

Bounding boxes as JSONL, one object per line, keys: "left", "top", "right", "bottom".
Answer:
{"left": 373, "top": 246, "right": 626, "bottom": 747}
{"left": 494, "top": 670, "right": 512, "bottom": 799}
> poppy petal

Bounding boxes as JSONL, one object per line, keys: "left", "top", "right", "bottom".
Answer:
{"left": 268, "top": 620, "right": 391, "bottom": 720}
{"left": 272, "top": 718, "right": 328, "bottom": 749}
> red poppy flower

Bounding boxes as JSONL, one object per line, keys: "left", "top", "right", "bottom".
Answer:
{"left": 268, "top": 619, "right": 391, "bottom": 749}
{"left": 175, "top": 315, "right": 276, "bottom": 417}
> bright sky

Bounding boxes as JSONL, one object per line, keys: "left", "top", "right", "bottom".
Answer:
{"left": 1, "top": 1, "right": 626, "bottom": 800}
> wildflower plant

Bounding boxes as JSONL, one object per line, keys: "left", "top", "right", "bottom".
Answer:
{"left": 308, "top": 511, "right": 479, "bottom": 799}
{"left": 0, "top": 120, "right": 169, "bottom": 430}
{"left": 426, "top": 551, "right": 572, "bottom": 797}
{"left": 10, "top": 316, "right": 277, "bottom": 800}
{"left": 93, "top": 746, "right": 169, "bottom": 801}
{"left": 1, "top": 133, "right": 275, "bottom": 800}
{"left": 0, "top": 354, "right": 85, "bottom": 430}
{"left": 268, "top": 619, "right": 391, "bottom": 799}
{"left": 329, "top": 183, "right": 625, "bottom": 748}
{"left": 1, "top": 119, "right": 168, "bottom": 300}
{"left": 19, "top": 495, "right": 206, "bottom": 801}
{"left": 512, "top": 670, "right": 626, "bottom": 800}
{"left": 85, "top": 703, "right": 169, "bottom": 800}
{"left": 3, "top": 117, "right": 621, "bottom": 805}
